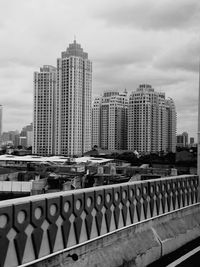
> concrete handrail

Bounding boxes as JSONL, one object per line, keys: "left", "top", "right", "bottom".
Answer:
{"left": 0, "top": 175, "right": 199, "bottom": 267}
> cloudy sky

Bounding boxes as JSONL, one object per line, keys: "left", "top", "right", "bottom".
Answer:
{"left": 0, "top": 0, "right": 199, "bottom": 140}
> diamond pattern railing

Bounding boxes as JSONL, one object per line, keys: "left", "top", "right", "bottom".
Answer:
{"left": 0, "top": 175, "right": 199, "bottom": 267}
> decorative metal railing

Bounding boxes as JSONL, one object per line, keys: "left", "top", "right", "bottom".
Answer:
{"left": 0, "top": 175, "right": 199, "bottom": 267}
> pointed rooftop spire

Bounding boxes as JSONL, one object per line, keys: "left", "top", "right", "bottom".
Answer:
{"left": 61, "top": 40, "right": 88, "bottom": 59}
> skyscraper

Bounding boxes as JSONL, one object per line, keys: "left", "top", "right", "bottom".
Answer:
{"left": 92, "top": 90, "right": 128, "bottom": 150}
{"left": 166, "top": 98, "right": 176, "bottom": 152}
{"left": 92, "top": 97, "right": 101, "bottom": 148}
{"left": 55, "top": 41, "right": 92, "bottom": 156}
{"left": 128, "top": 84, "right": 176, "bottom": 154}
{"left": 33, "top": 65, "right": 56, "bottom": 155}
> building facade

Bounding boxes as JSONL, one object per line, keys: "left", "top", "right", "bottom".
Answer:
{"left": 33, "top": 65, "right": 56, "bottom": 155}
{"left": 128, "top": 84, "right": 176, "bottom": 154}
{"left": 20, "top": 123, "right": 33, "bottom": 148}
{"left": 166, "top": 98, "right": 176, "bottom": 152}
{"left": 1, "top": 130, "right": 19, "bottom": 147}
{"left": 190, "top": 137, "right": 195, "bottom": 147}
{"left": 92, "top": 97, "right": 101, "bottom": 148}
{"left": 55, "top": 41, "right": 92, "bottom": 156}
{"left": 92, "top": 90, "right": 128, "bottom": 150}
{"left": 177, "top": 132, "right": 189, "bottom": 148}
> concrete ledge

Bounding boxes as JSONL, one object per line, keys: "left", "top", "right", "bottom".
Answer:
{"left": 33, "top": 204, "right": 200, "bottom": 267}
{"left": 153, "top": 205, "right": 200, "bottom": 257}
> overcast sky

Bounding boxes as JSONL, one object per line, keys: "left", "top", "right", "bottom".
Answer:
{"left": 0, "top": 0, "right": 199, "bottom": 140}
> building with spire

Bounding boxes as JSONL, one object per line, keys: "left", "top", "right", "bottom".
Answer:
{"left": 33, "top": 41, "right": 92, "bottom": 156}
{"left": 55, "top": 40, "right": 92, "bottom": 156}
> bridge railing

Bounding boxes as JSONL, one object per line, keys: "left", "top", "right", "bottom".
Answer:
{"left": 0, "top": 175, "right": 199, "bottom": 267}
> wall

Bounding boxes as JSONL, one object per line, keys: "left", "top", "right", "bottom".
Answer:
{"left": 34, "top": 204, "right": 200, "bottom": 267}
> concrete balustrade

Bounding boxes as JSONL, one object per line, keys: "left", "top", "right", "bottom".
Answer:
{"left": 0, "top": 175, "right": 199, "bottom": 267}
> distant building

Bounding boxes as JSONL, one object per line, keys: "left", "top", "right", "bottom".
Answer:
{"left": 177, "top": 132, "right": 189, "bottom": 148}
{"left": 190, "top": 137, "right": 195, "bottom": 147}
{"left": 1, "top": 124, "right": 33, "bottom": 148}
{"left": 92, "top": 90, "right": 128, "bottom": 150}
{"left": 19, "top": 136, "right": 27, "bottom": 147}
{"left": 14, "top": 134, "right": 20, "bottom": 147}
{"left": 55, "top": 40, "right": 92, "bottom": 156}
{"left": 182, "top": 132, "right": 189, "bottom": 147}
{"left": 128, "top": 84, "right": 176, "bottom": 154}
{"left": 177, "top": 135, "right": 183, "bottom": 147}
{"left": 1, "top": 130, "right": 19, "bottom": 147}
{"left": 33, "top": 65, "right": 56, "bottom": 155}
{"left": 26, "top": 130, "right": 33, "bottom": 147}
{"left": 166, "top": 98, "right": 177, "bottom": 153}
{"left": 92, "top": 97, "right": 101, "bottom": 148}
{"left": 20, "top": 123, "right": 33, "bottom": 147}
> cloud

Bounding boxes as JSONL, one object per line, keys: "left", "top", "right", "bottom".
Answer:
{"left": 153, "top": 36, "right": 200, "bottom": 72}
{"left": 93, "top": 0, "right": 200, "bottom": 31}
{"left": 93, "top": 63, "right": 192, "bottom": 94}
{"left": 94, "top": 44, "right": 157, "bottom": 68}
{"left": 0, "top": 0, "right": 198, "bottom": 140}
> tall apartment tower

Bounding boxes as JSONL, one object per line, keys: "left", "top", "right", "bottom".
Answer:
{"left": 92, "top": 97, "right": 101, "bottom": 148}
{"left": 166, "top": 98, "right": 176, "bottom": 152}
{"left": 33, "top": 65, "right": 56, "bottom": 155}
{"left": 128, "top": 84, "right": 176, "bottom": 154}
{"left": 55, "top": 41, "right": 92, "bottom": 156}
{"left": 92, "top": 90, "right": 128, "bottom": 150}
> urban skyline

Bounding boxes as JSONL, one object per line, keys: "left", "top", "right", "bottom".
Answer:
{"left": 0, "top": 0, "right": 199, "bottom": 140}
{"left": 33, "top": 40, "right": 177, "bottom": 156}
{"left": 0, "top": 2, "right": 199, "bottom": 265}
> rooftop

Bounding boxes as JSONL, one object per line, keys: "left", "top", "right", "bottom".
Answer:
{"left": 0, "top": 155, "right": 113, "bottom": 165}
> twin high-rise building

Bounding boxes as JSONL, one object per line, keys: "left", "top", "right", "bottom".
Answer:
{"left": 33, "top": 41, "right": 92, "bottom": 156}
{"left": 33, "top": 41, "right": 176, "bottom": 156}
{"left": 128, "top": 84, "right": 176, "bottom": 153}
{"left": 92, "top": 85, "right": 176, "bottom": 154}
